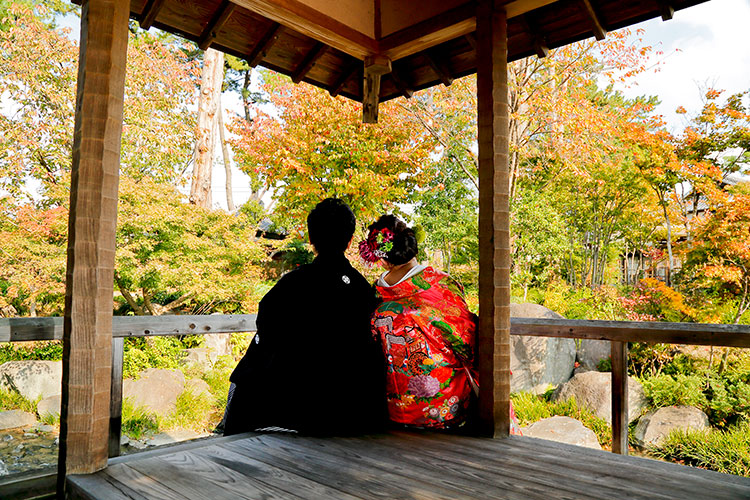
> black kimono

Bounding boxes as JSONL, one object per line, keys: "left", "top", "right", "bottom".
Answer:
{"left": 224, "top": 253, "right": 386, "bottom": 435}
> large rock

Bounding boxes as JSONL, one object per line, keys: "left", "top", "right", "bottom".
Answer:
{"left": 204, "top": 333, "right": 233, "bottom": 358}
{"left": 0, "top": 410, "right": 36, "bottom": 430}
{"left": 0, "top": 361, "right": 61, "bottom": 400}
{"left": 553, "top": 371, "right": 647, "bottom": 424}
{"left": 185, "top": 378, "right": 213, "bottom": 401}
{"left": 37, "top": 395, "right": 61, "bottom": 420}
{"left": 523, "top": 416, "right": 602, "bottom": 450}
{"left": 123, "top": 368, "right": 185, "bottom": 416}
{"left": 634, "top": 406, "right": 709, "bottom": 448}
{"left": 179, "top": 348, "right": 215, "bottom": 371}
{"left": 510, "top": 304, "right": 576, "bottom": 393}
{"left": 576, "top": 340, "right": 611, "bottom": 371}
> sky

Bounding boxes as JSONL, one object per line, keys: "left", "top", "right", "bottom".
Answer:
{"left": 55, "top": 0, "right": 750, "bottom": 211}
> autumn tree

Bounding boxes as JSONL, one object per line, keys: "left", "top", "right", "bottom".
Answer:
{"left": 230, "top": 72, "right": 434, "bottom": 232}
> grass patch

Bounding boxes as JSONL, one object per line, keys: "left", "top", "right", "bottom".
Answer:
{"left": 202, "top": 355, "right": 236, "bottom": 408}
{"left": 0, "top": 341, "right": 62, "bottom": 363}
{"left": 121, "top": 398, "right": 159, "bottom": 439}
{"left": 649, "top": 421, "right": 750, "bottom": 477}
{"left": 161, "top": 389, "right": 213, "bottom": 431}
{"left": 0, "top": 388, "right": 38, "bottom": 414}
{"left": 511, "top": 391, "right": 612, "bottom": 448}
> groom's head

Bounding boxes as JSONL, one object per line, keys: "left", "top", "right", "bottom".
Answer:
{"left": 307, "top": 198, "right": 356, "bottom": 255}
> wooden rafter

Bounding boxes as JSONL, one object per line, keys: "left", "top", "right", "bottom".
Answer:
{"left": 579, "top": 0, "right": 607, "bottom": 41}
{"left": 291, "top": 42, "right": 327, "bottom": 83}
{"left": 424, "top": 49, "right": 453, "bottom": 87}
{"left": 464, "top": 33, "right": 477, "bottom": 52}
{"left": 329, "top": 61, "right": 360, "bottom": 97}
{"left": 657, "top": 0, "right": 675, "bottom": 20}
{"left": 198, "top": 0, "right": 237, "bottom": 50}
{"left": 389, "top": 67, "right": 413, "bottom": 99}
{"left": 139, "top": 0, "right": 167, "bottom": 30}
{"left": 247, "top": 22, "right": 281, "bottom": 68}
{"left": 519, "top": 14, "right": 549, "bottom": 58}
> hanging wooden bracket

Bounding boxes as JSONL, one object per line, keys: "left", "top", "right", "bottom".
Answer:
{"left": 362, "top": 55, "right": 391, "bottom": 123}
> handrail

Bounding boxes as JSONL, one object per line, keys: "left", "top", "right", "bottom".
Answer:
{"left": 1, "top": 314, "right": 748, "bottom": 461}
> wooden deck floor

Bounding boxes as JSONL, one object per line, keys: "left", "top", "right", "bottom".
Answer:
{"left": 67, "top": 431, "right": 750, "bottom": 500}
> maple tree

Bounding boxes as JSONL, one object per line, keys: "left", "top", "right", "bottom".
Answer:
{"left": 229, "top": 72, "right": 434, "bottom": 232}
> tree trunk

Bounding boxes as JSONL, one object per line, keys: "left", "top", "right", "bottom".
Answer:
{"left": 661, "top": 199, "right": 674, "bottom": 286}
{"left": 217, "top": 102, "right": 235, "bottom": 212}
{"left": 190, "top": 48, "right": 224, "bottom": 209}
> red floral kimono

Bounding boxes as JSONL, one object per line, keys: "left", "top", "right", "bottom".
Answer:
{"left": 372, "top": 266, "right": 477, "bottom": 429}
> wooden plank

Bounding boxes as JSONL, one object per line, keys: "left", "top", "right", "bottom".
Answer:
{"left": 424, "top": 49, "right": 453, "bottom": 86}
{"left": 98, "top": 463, "right": 186, "bottom": 499}
{"left": 579, "top": 0, "right": 607, "bottom": 40}
{"left": 510, "top": 318, "right": 750, "bottom": 348}
{"left": 198, "top": 0, "right": 237, "bottom": 50}
{"left": 0, "top": 317, "right": 62, "bottom": 342}
{"left": 108, "top": 337, "right": 123, "bottom": 458}
{"left": 112, "top": 314, "right": 257, "bottom": 338}
{"left": 66, "top": 471, "right": 134, "bottom": 500}
{"left": 476, "top": 0, "right": 511, "bottom": 438}
{"left": 328, "top": 61, "right": 360, "bottom": 97}
{"left": 232, "top": 0, "right": 375, "bottom": 60}
{"left": 658, "top": 0, "right": 675, "bottom": 20}
{"left": 59, "top": 0, "right": 129, "bottom": 486}
{"left": 611, "top": 340, "right": 629, "bottom": 455}
{"left": 291, "top": 42, "right": 327, "bottom": 83}
{"left": 0, "top": 468, "right": 56, "bottom": 500}
{"left": 139, "top": 0, "right": 167, "bottom": 30}
{"left": 247, "top": 22, "right": 281, "bottom": 68}
{"left": 225, "top": 434, "right": 461, "bottom": 499}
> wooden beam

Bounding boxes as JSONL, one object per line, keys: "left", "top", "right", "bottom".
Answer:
{"left": 464, "top": 33, "right": 477, "bottom": 52}
{"left": 198, "top": 0, "right": 237, "bottom": 51}
{"left": 657, "top": 0, "right": 675, "bottom": 20}
{"left": 291, "top": 42, "right": 327, "bottom": 83}
{"left": 58, "top": 0, "right": 129, "bottom": 490}
{"left": 476, "top": 0, "right": 510, "bottom": 438}
{"left": 139, "top": 0, "right": 166, "bottom": 30}
{"left": 233, "top": 0, "right": 375, "bottom": 60}
{"left": 611, "top": 341, "right": 629, "bottom": 455}
{"left": 329, "top": 61, "right": 360, "bottom": 97}
{"left": 362, "top": 55, "right": 391, "bottom": 123}
{"left": 424, "top": 49, "right": 453, "bottom": 87}
{"left": 519, "top": 14, "right": 549, "bottom": 58}
{"left": 108, "top": 338, "right": 124, "bottom": 458}
{"left": 579, "top": 0, "right": 607, "bottom": 41}
{"left": 389, "top": 67, "right": 413, "bottom": 99}
{"left": 247, "top": 22, "right": 281, "bottom": 68}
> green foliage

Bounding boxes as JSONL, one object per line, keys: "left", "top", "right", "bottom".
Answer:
{"left": 162, "top": 388, "right": 213, "bottom": 431}
{"left": 641, "top": 374, "right": 709, "bottom": 408}
{"left": 202, "top": 355, "right": 236, "bottom": 409}
{"left": 281, "top": 239, "right": 314, "bottom": 268}
{"left": 122, "top": 337, "right": 183, "bottom": 379}
{"left": 650, "top": 421, "right": 750, "bottom": 477}
{"left": 0, "top": 341, "right": 62, "bottom": 363}
{"left": 0, "top": 387, "right": 37, "bottom": 414}
{"left": 628, "top": 343, "right": 678, "bottom": 377}
{"left": 542, "top": 281, "right": 627, "bottom": 320}
{"left": 510, "top": 391, "right": 612, "bottom": 448}
{"left": 121, "top": 399, "right": 159, "bottom": 439}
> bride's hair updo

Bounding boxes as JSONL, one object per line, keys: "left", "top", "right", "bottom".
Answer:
{"left": 364, "top": 215, "right": 418, "bottom": 265}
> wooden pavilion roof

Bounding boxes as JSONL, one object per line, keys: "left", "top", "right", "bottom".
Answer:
{"left": 108, "top": 0, "right": 708, "bottom": 103}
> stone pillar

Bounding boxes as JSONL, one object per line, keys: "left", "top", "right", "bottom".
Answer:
{"left": 476, "top": 0, "right": 511, "bottom": 437}
{"left": 59, "top": 0, "right": 129, "bottom": 488}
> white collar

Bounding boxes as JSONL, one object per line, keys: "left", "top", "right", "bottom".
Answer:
{"left": 377, "top": 264, "right": 427, "bottom": 288}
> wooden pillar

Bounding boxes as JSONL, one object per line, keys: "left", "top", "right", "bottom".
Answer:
{"left": 611, "top": 341, "right": 629, "bottom": 454}
{"left": 476, "top": 0, "right": 510, "bottom": 437}
{"left": 363, "top": 55, "right": 391, "bottom": 124}
{"left": 58, "top": 0, "right": 129, "bottom": 490}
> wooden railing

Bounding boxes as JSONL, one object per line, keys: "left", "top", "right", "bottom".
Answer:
{"left": 1, "top": 315, "right": 749, "bottom": 499}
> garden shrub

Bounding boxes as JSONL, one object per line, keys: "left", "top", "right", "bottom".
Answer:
{"left": 0, "top": 388, "right": 37, "bottom": 414}
{"left": 628, "top": 342, "right": 678, "bottom": 377}
{"left": 650, "top": 421, "right": 750, "bottom": 477}
{"left": 122, "top": 336, "right": 183, "bottom": 379}
{"left": 121, "top": 399, "right": 159, "bottom": 439}
{"left": 162, "top": 388, "right": 214, "bottom": 431}
{"left": 0, "top": 341, "right": 62, "bottom": 363}
{"left": 641, "top": 374, "right": 708, "bottom": 408}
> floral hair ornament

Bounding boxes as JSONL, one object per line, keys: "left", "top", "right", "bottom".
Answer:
{"left": 358, "top": 227, "right": 394, "bottom": 263}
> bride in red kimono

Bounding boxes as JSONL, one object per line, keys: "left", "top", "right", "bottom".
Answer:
{"left": 359, "top": 215, "right": 519, "bottom": 433}
{"left": 361, "top": 215, "right": 521, "bottom": 432}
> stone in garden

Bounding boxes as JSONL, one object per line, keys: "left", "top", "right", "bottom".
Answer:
{"left": 633, "top": 406, "right": 709, "bottom": 448}
{"left": 185, "top": 378, "right": 213, "bottom": 400}
{"left": 123, "top": 368, "right": 185, "bottom": 416}
{"left": 34, "top": 424, "right": 55, "bottom": 433}
{"left": 204, "top": 333, "right": 233, "bottom": 358}
{"left": 523, "top": 416, "right": 602, "bottom": 450}
{"left": 576, "top": 339, "right": 611, "bottom": 371}
{"left": 0, "top": 361, "right": 62, "bottom": 400}
{"left": 0, "top": 458, "right": 7, "bottom": 476}
{"left": 0, "top": 410, "right": 37, "bottom": 430}
{"left": 510, "top": 303, "right": 576, "bottom": 393}
{"left": 37, "top": 394, "right": 61, "bottom": 419}
{"left": 553, "top": 371, "right": 647, "bottom": 424}
{"left": 179, "top": 348, "right": 215, "bottom": 371}
{"left": 146, "top": 429, "right": 207, "bottom": 447}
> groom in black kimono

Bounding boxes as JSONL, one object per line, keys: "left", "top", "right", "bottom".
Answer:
{"left": 224, "top": 198, "right": 385, "bottom": 435}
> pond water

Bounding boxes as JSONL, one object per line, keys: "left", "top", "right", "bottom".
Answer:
{"left": 0, "top": 427, "right": 58, "bottom": 476}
